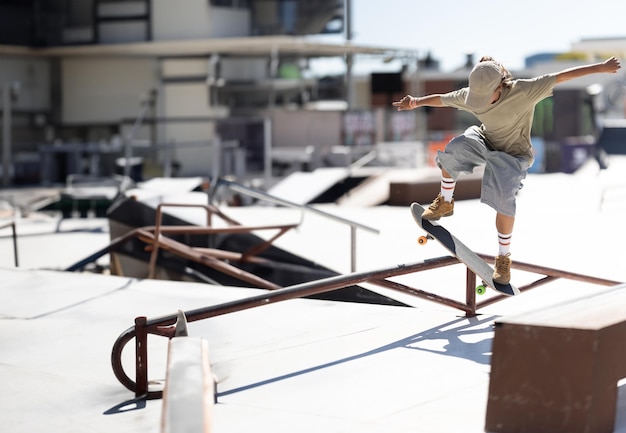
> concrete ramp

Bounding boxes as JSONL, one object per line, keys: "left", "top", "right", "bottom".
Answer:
{"left": 337, "top": 168, "right": 425, "bottom": 206}
{"left": 268, "top": 168, "right": 349, "bottom": 205}
{"left": 269, "top": 167, "right": 429, "bottom": 206}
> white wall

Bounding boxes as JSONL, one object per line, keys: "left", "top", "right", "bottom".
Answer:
{"left": 221, "top": 58, "right": 268, "bottom": 81}
{"left": 162, "top": 82, "right": 213, "bottom": 117}
{"left": 209, "top": 5, "right": 251, "bottom": 38}
{"left": 61, "top": 58, "right": 158, "bottom": 124}
{"left": 271, "top": 109, "right": 341, "bottom": 150}
{"left": 162, "top": 57, "right": 269, "bottom": 82}
{"left": 160, "top": 81, "right": 232, "bottom": 176}
{"left": 161, "top": 58, "right": 208, "bottom": 78}
{"left": 0, "top": 57, "right": 50, "bottom": 111}
{"left": 152, "top": 0, "right": 250, "bottom": 40}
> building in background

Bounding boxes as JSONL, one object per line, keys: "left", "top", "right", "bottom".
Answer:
{"left": 0, "top": 0, "right": 414, "bottom": 185}
{"left": 0, "top": 1, "right": 624, "bottom": 186}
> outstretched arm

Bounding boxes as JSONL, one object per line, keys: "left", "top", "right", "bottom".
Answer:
{"left": 392, "top": 94, "right": 447, "bottom": 111}
{"left": 555, "top": 56, "right": 621, "bottom": 84}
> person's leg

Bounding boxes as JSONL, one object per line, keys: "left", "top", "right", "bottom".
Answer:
{"left": 423, "top": 128, "right": 487, "bottom": 220}
{"left": 438, "top": 168, "right": 455, "bottom": 200}
{"left": 493, "top": 212, "right": 513, "bottom": 283}
{"left": 420, "top": 166, "right": 456, "bottom": 220}
{"left": 496, "top": 212, "right": 514, "bottom": 255}
{"left": 481, "top": 153, "right": 529, "bottom": 285}
{"left": 421, "top": 169, "right": 456, "bottom": 220}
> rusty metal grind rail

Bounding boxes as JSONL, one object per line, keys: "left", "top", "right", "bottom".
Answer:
{"left": 110, "top": 255, "right": 621, "bottom": 398}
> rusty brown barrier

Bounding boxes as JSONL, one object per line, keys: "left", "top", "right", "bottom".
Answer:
{"left": 60, "top": 195, "right": 621, "bottom": 399}
{"left": 110, "top": 255, "right": 621, "bottom": 398}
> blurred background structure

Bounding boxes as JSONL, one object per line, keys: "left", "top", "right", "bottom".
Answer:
{"left": 0, "top": 0, "right": 625, "bottom": 190}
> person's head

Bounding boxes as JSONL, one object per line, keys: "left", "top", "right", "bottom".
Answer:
{"left": 465, "top": 56, "right": 512, "bottom": 109}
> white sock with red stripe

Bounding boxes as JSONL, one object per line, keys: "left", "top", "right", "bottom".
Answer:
{"left": 440, "top": 177, "right": 456, "bottom": 202}
{"left": 498, "top": 232, "right": 512, "bottom": 256}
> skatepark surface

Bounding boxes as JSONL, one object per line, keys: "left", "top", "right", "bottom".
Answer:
{"left": 1, "top": 157, "right": 626, "bottom": 433}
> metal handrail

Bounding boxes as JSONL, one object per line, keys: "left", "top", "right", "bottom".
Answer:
{"left": 215, "top": 178, "right": 378, "bottom": 234}
{"left": 0, "top": 218, "right": 18, "bottom": 267}
{"left": 349, "top": 149, "right": 378, "bottom": 170}
{"left": 110, "top": 254, "right": 622, "bottom": 398}
{"left": 214, "top": 178, "right": 380, "bottom": 272}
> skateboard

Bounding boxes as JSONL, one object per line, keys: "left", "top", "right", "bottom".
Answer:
{"left": 410, "top": 202, "right": 519, "bottom": 296}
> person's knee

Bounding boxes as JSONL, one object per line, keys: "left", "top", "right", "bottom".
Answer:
{"left": 444, "top": 136, "right": 467, "bottom": 153}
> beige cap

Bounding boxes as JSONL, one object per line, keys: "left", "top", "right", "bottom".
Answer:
{"left": 465, "top": 61, "right": 503, "bottom": 109}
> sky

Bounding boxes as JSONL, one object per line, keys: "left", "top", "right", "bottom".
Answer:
{"left": 309, "top": 0, "right": 626, "bottom": 75}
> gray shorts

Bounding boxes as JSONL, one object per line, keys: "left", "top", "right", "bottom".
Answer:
{"left": 435, "top": 126, "right": 530, "bottom": 217}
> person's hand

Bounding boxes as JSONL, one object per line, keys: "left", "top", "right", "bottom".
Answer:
{"left": 392, "top": 95, "right": 414, "bottom": 111}
{"left": 602, "top": 56, "right": 621, "bottom": 74}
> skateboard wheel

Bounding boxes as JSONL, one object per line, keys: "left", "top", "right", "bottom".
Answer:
{"left": 476, "top": 285, "right": 487, "bottom": 295}
{"left": 417, "top": 236, "right": 428, "bottom": 245}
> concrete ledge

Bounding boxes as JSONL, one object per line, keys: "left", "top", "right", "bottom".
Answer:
{"left": 389, "top": 176, "right": 482, "bottom": 205}
{"left": 161, "top": 337, "right": 213, "bottom": 433}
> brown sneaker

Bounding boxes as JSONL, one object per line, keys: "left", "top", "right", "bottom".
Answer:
{"left": 422, "top": 193, "right": 454, "bottom": 221}
{"left": 493, "top": 253, "right": 512, "bottom": 284}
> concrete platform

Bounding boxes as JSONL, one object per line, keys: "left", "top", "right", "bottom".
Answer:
{"left": 6, "top": 268, "right": 623, "bottom": 433}
{"left": 1, "top": 157, "right": 626, "bottom": 433}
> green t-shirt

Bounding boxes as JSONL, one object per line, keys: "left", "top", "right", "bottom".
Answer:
{"left": 441, "top": 74, "right": 557, "bottom": 161}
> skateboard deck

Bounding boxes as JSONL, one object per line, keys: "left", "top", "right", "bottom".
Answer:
{"left": 410, "top": 202, "right": 519, "bottom": 296}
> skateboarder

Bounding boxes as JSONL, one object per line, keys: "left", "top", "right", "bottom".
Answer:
{"left": 393, "top": 55, "right": 621, "bottom": 284}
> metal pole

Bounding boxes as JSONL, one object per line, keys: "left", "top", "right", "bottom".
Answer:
{"left": 134, "top": 316, "right": 148, "bottom": 397}
{"left": 11, "top": 221, "right": 18, "bottom": 267}
{"left": 123, "top": 138, "right": 132, "bottom": 179}
{"left": 123, "top": 100, "right": 151, "bottom": 180}
{"left": 264, "top": 117, "right": 272, "bottom": 188}
{"left": 211, "top": 136, "right": 221, "bottom": 181}
{"left": 163, "top": 140, "right": 172, "bottom": 178}
{"left": 344, "top": 0, "right": 353, "bottom": 109}
{"left": 2, "top": 83, "right": 12, "bottom": 187}
{"left": 414, "top": 55, "right": 427, "bottom": 142}
{"left": 350, "top": 225, "right": 356, "bottom": 272}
